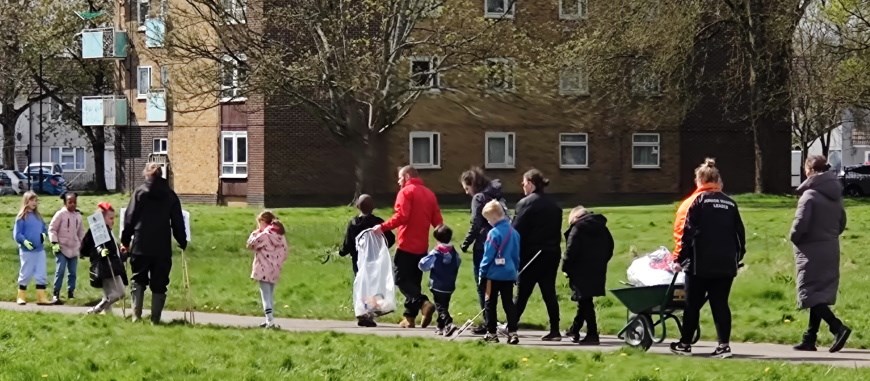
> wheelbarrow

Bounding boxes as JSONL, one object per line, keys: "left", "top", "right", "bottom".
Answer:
{"left": 609, "top": 272, "right": 700, "bottom": 351}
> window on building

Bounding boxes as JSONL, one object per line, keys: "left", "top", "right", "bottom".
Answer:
{"left": 559, "top": 66, "right": 589, "bottom": 95}
{"left": 410, "top": 56, "right": 440, "bottom": 90}
{"left": 48, "top": 99, "right": 63, "bottom": 122}
{"left": 631, "top": 62, "right": 662, "bottom": 97}
{"left": 559, "top": 133, "right": 588, "bottom": 168}
{"left": 223, "top": 0, "right": 247, "bottom": 23}
{"left": 221, "top": 131, "right": 248, "bottom": 177}
{"left": 560, "top": 0, "right": 588, "bottom": 19}
{"left": 485, "top": 132, "right": 515, "bottom": 169}
{"left": 137, "top": 0, "right": 150, "bottom": 30}
{"left": 485, "top": 58, "right": 515, "bottom": 92}
{"left": 50, "top": 147, "right": 86, "bottom": 172}
{"left": 137, "top": 66, "right": 152, "bottom": 99}
{"left": 221, "top": 55, "right": 248, "bottom": 102}
{"left": 409, "top": 132, "right": 440, "bottom": 168}
{"left": 485, "top": 0, "right": 515, "bottom": 18}
{"left": 632, "top": 133, "right": 660, "bottom": 168}
{"left": 153, "top": 138, "right": 168, "bottom": 154}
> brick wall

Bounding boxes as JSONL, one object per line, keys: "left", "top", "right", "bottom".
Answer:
{"left": 117, "top": 125, "right": 169, "bottom": 192}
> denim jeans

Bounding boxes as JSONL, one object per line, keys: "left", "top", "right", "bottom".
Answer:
{"left": 53, "top": 253, "right": 78, "bottom": 295}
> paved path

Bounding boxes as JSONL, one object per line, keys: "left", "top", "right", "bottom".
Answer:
{"left": 2, "top": 302, "right": 869, "bottom": 369}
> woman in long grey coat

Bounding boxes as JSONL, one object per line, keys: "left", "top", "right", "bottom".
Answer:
{"left": 790, "top": 155, "right": 851, "bottom": 353}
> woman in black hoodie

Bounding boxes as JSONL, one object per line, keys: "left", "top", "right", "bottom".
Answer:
{"left": 562, "top": 206, "right": 614, "bottom": 345}
{"left": 459, "top": 167, "right": 506, "bottom": 335}
{"left": 512, "top": 169, "right": 563, "bottom": 341}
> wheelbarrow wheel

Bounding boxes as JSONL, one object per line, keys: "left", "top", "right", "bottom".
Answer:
{"left": 624, "top": 314, "right": 654, "bottom": 351}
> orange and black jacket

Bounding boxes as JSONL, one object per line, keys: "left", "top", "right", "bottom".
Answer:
{"left": 672, "top": 184, "right": 746, "bottom": 277}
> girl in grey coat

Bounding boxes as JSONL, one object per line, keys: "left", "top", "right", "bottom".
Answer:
{"left": 790, "top": 155, "right": 851, "bottom": 353}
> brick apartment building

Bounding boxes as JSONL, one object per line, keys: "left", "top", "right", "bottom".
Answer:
{"left": 109, "top": 0, "right": 789, "bottom": 207}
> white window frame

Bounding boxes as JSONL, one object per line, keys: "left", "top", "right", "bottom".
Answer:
{"left": 559, "top": 65, "right": 589, "bottom": 96}
{"left": 153, "top": 138, "right": 168, "bottom": 154}
{"left": 485, "top": 132, "right": 516, "bottom": 169}
{"left": 409, "top": 56, "right": 440, "bottom": 91}
{"left": 485, "top": 58, "right": 516, "bottom": 93}
{"left": 224, "top": 0, "right": 247, "bottom": 24}
{"left": 50, "top": 147, "right": 86, "bottom": 172}
{"left": 221, "top": 131, "right": 248, "bottom": 178}
{"left": 47, "top": 99, "right": 63, "bottom": 122}
{"left": 137, "top": 66, "right": 152, "bottom": 100}
{"left": 864, "top": 150, "right": 870, "bottom": 163}
{"left": 559, "top": 0, "right": 588, "bottom": 20}
{"left": 137, "top": 0, "right": 150, "bottom": 31}
{"left": 221, "top": 54, "right": 248, "bottom": 103}
{"left": 559, "top": 133, "right": 589, "bottom": 169}
{"left": 408, "top": 131, "right": 441, "bottom": 169}
{"left": 632, "top": 133, "right": 661, "bottom": 169}
{"left": 484, "top": 0, "right": 515, "bottom": 19}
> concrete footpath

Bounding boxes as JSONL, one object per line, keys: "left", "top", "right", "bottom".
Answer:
{"left": 2, "top": 302, "right": 869, "bottom": 369}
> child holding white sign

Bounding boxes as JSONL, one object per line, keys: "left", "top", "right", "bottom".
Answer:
{"left": 80, "top": 202, "right": 128, "bottom": 314}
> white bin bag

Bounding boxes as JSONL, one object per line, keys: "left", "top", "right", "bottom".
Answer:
{"left": 353, "top": 229, "right": 397, "bottom": 318}
{"left": 626, "top": 246, "right": 686, "bottom": 287}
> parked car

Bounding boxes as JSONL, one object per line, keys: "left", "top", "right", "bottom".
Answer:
{"left": 839, "top": 164, "right": 870, "bottom": 197}
{"left": 23, "top": 162, "right": 63, "bottom": 183}
{"left": 0, "top": 172, "right": 16, "bottom": 195}
{"left": 2, "top": 170, "right": 30, "bottom": 194}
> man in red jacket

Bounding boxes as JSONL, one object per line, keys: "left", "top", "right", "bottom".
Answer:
{"left": 375, "top": 166, "right": 444, "bottom": 328}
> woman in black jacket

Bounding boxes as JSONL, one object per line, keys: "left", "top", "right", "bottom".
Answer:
{"left": 512, "top": 169, "right": 563, "bottom": 341}
{"left": 562, "top": 206, "right": 614, "bottom": 345}
{"left": 459, "top": 167, "right": 506, "bottom": 335}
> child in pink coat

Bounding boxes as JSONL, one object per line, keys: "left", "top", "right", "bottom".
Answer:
{"left": 246, "top": 210, "right": 289, "bottom": 329}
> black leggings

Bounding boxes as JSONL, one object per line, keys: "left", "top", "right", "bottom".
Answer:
{"left": 680, "top": 274, "right": 734, "bottom": 345}
{"left": 570, "top": 296, "right": 598, "bottom": 334}
{"left": 807, "top": 304, "right": 843, "bottom": 335}
{"left": 514, "top": 255, "right": 561, "bottom": 332}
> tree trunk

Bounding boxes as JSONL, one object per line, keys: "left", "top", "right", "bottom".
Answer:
{"left": 800, "top": 142, "right": 809, "bottom": 183}
{"left": 91, "top": 126, "right": 108, "bottom": 191}
{"left": 350, "top": 131, "right": 378, "bottom": 205}
{"left": 1, "top": 111, "right": 18, "bottom": 169}
{"left": 752, "top": 118, "right": 764, "bottom": 193}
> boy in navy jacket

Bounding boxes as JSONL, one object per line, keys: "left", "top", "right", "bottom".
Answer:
{"left": 479, "top": 200, "right": 521, "bottom": 344}
{"left": 419, "top": 225, "right": 461, "bottom": 337}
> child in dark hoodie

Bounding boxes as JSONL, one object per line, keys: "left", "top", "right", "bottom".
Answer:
{"left": 339, "top": 194, "right": 395, "bottom": 327}
{"left": 419, "top": 225, "right": 461, "bottom": 337}
{"left": 562, "top": 206, "right": 614, "bottom": 345}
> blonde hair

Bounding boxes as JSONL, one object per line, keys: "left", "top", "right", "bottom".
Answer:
{"left": 694, "top": 157, "right": 721, "bottom": 185}
{"left": 481, "top": 200, "right": 505, "bottom": 222}
{"left": 16, "top": 191, "right": 42, "bottom": 221}
{"left": 569, "top": 206, "right": 588, "bottom": 224}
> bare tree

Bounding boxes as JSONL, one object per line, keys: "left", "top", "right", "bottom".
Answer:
{"left": 161, "top": 0, "right": 548, "bottom": 200}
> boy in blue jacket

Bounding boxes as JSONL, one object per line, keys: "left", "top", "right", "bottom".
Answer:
{"left": 419, "top": 225, "right": 461, "bottom": 337}
{"left": 479, "top": 200, "right": 520, "bottom": 344}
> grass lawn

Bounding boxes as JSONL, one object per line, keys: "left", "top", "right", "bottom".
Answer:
{"left": 1, "top": 310, "right": 869, "bottom": 380}
{"left": 0, "top": 193, "right": 869, "bottom": 349}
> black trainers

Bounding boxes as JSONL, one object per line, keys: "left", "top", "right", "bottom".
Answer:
{"left": 830, "top": 325, "right": 852, "bottom": 353}
{"left": 356, "top": 317, "right": 377, "bottom": 327}
{"left": 578, "top": 333, "right": 600, "bottom": 346}
{"left": 443, "top": 323, "right": 458, "bottom": 337}
{"left": 482, "top": 333, "right": 499, "bottom": 343}
{"left": 471, "top": 325, "right": 488, "bottom": 335}
{"left": 711, "top": 344, "right": 732, "bottom": 359}
{"left": 507, "top": 332, "right": 519, "bottom": 345}
{"left": 67, "top": 290, "right": 75, "bottom": 299}
{"left": 541, "top": 331, "right": 562, "bottom": 341}
{"left": 793, "top": 333, "right": 817, "bottom": 351}
{"left": 669, "top": 342, "right": 692, "bottom": 356}
{"left": 51, "top": 294, "right": 63, "bottom": 305}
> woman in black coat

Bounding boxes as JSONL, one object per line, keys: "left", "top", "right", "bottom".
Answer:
{"left": 562, "top": 206, "right": 614, "bottom": 345}
{"left": 459, "top": 167, "right": 506, "bottom": 334}
{"left": 512, "top": 169, "right": 563, "bottom": 341}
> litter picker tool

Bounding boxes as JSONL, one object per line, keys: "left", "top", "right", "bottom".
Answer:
{"left": 181, "top": 249, "right": 196, "bottom": 324}
{"left": 451, "top": 250, "right": 543, "bottom": 341}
